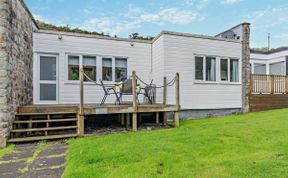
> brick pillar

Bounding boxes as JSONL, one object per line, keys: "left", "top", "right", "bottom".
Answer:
{"left": 241, "top": 23, "right": 251, "bottom": 113}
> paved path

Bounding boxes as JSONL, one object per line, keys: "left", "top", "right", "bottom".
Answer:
{"left": 0, "top": 141, "right": 68, "bottom": 178}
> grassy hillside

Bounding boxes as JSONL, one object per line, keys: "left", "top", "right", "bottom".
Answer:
{"left": 64, "top": 109, "right": 288, "bottom": 178}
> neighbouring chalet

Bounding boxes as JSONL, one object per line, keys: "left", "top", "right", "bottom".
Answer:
{"left": 0, "top": 0, "right": 287, "bottom": 146}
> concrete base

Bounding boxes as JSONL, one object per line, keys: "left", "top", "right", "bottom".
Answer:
{"left": 167, "top": 108, "right": 241, "bottom": 120}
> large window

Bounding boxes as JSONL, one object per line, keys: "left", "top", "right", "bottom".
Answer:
{"left": 195, "top": 56, "right": 204, "bottom": 80}
{"left": 68, "top": 55, "right": 80, "bottom": 80}
{"left": 206, "top": 57, "right": 216, "bottom": 81}
{"left": 195, "top": 55, "right": 240, "bottom": 83}
{"left": 270, "top": 62, "right": 285, "bottom": 75}
{"left": 230, "top": 59, "right": 239, "bottom": 82}
{"left": 83, "top": 56, "right": 97, "bottom": 81}
{"left": 102, "top": 58, "right": 113, "bottom": 81}
{"left": 254, "top": 63, "right": 266, "bottom": 74}
{"left": 195, "top": 56, "right": 216, "bottom": 82}
{"left": 115, "top": 58, "right": 127, "bottom": 82}
{"left": 220, "top": 59, "right": 228, "bottom": 81}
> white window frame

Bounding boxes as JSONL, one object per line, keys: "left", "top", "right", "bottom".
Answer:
{"left": 194, "top": 55, "right": 241, "bottom": 84}
{"left": 194, "top": 55, "right": 217, "bottom": 83}
{"left": 65, "top": 54, "right": 128, "bottom": 84}
{"left": 66, "top": 54, "right": 98, "bottom": 84}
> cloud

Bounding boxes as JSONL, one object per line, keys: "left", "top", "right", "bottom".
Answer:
{"left": 140, "top": 8, "right": 202, "bottom": 25}
{"left": 184, "top": 0, "right": 211, "bottom": 9}
{"left": 220, "top": 0, "right": 241, "bottom": 4}
{"left": 80, "top": 7, "right": 206, "bottom": 35}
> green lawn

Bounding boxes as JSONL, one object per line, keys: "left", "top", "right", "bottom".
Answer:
{"left": 64, "top": 109, "right": 288, "bottom": 178}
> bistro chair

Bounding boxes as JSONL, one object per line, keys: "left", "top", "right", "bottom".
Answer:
{"left": 100, "top": 79, "right": 121, "bottom": 105}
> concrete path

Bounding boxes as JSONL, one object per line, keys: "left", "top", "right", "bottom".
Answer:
{"left": 0, "top": 141, "right": 68, "bottom": 178}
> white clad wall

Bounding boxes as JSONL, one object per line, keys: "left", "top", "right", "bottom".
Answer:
{"left": 33, "top": 32, "right": 152, "bottom": 104}
{"left": 162, "top": 34, "right": 242, "bottom": 109}
{"left": 152, "top": 36, "right": 165, "bottom": 104}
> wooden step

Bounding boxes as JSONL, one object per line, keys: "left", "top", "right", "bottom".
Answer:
{"left": 15, "top": 112, "right": 77, "bottom": 116}
{"left": 8, "top": 134, "right": 78, "bottom": 143}
{"left": 11, "top": 126, "right": 78, "bottom": 133}
{"left": 13, "top": 118, "right": 77, "bottom": 124}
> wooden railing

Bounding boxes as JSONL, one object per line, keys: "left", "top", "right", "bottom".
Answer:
{"left": 250, "top": 74, "right": 288, "bottom": 94}
{"left": 78, "top": 68, "right": 180, "bottom": 133}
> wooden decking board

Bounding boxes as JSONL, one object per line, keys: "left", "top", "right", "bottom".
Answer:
{"left": 16, "top": 112, "right": 77, "bottom": 116}
{"left": 13, "top": 118, "right": 77, "bottom": 124}
{"left": 8, "top": 134, "right": 78, "bottom": 143}
{"left": 11, "top": 126, "right": 78, "bottom": 133}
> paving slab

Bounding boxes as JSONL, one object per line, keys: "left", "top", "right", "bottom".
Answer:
{"left": 30, "top": 156, "right": 66, "bottom": 170}
{"left": 1, "top": 150, "right": 34, "bottom": 161}
{"left": 0, "top": 172, "right": 21, "bottom": 178}
{"left": 22, "top": 167, "right": 65, "bottom": 178}
{"left": 0, "top": 160, "right": 26, "bottom": 174}
{"left": 38, "top": 147, "right": 67, "bottom": 158}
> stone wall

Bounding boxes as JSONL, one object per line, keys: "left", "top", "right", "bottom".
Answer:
{"left": 0, "top": 0, "right": 34, "bottom": 147}
{"left": 241, "top": 23, "right": 251, "bottom": 113}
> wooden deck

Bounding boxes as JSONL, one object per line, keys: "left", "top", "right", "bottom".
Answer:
{"left": 18, "top": 104, "right": 178, "bottom": 115}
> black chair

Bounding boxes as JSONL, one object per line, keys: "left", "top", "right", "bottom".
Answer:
{"left": 100, "top": 80, "right": 121, "bottom": 105}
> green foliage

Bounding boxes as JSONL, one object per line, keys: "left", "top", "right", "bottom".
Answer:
{"left": 0, "top": 144, "right": 14, "bottom": 158}
{"left": 64, "top": 109, "right": 288, "bottom": 178}
{"left": 36, "top": 20, "right": 108, "bottom": 36}
{"left": 129, "top": 32, "right": 154, "bottom": 40}
{"left": 36, "top": 21, "right": 154, "bottom": 41}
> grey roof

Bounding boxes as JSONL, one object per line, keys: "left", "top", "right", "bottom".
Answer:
{"left": 250, "top": 47, "right": 288, "bottom": 54}
{"left": 35, "top": 29, "right": 242, "bottom": 45}
{"left": 152, "top": 30, "right": 241, "bottom": 43}
{"left": 215, "top": 22, "right": 250, "bottom": 37}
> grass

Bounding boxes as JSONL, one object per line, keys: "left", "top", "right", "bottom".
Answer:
{"left": 64, "top": 109, "right": 288, "bottom": 178}
{"left": 0, "top": 144, "right": 14, "bottom": 158}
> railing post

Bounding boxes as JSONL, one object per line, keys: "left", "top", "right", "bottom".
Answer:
{"left": 286, "top": 75, "right": 288, "bottom": 94}
{"left": 174, "top": 73, "right": 180, "bottom": 128}
{"left": 78, "top": 67, "right": 85, "bottom": 136}
{"left": 132, "top": 71, "right": 138, "bottom": 131}
{"left": 271, "top": 75, "right": 275, "bottom": 94}
{"left": 163, "top": 77, "right": 167, "bottom": 125}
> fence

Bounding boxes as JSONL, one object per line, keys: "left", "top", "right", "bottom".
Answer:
{"left": 250, "top": 74, "right": 288, "bottom": 94}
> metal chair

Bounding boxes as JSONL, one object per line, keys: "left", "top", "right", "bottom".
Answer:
{"left": 100, "top": 80, "right": 121, "bottom": 105}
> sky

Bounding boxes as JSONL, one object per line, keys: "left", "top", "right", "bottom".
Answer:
{"left": 25, "top": 0, "right": 288, "bottom": 48}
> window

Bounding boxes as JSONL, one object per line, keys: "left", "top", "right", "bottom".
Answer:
{"left": 83, "top": 56, "right": 97, "bottom": 81}
{"left": 230, "top": 59, "right": 239, "bottom": 82}
{"left": 254, "top": 63, "right": 266, "bottom": 75}
{"left": 68, "top": 55, "right": 80, "bottom": 80}
{"left": 206, "top": 57, "right": 216, "bottom": 81}
{"left": 195, "top": 56, "right": 204, "bottom": 80}
{"left": 115, "top": 58, "right": 127, "bottom": 82}
{"left": 102, "top": 58, "right": 112, "bottom": 81}
{"left": 221, "top": 59, "right": 228, "bottom": 81}
{"left": 270, "top": 62, "right": 285, "bottom": 75}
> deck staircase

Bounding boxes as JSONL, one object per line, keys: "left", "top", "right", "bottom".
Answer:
{"left": 8, "top": 112, "right": 79, "bottom": 143}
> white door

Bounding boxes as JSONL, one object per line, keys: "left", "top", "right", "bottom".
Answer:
{"left": 38, "top": 54, "right": 58, "bottom": 104}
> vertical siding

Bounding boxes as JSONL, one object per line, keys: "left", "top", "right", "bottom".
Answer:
{"left": 163, "top": 34, "right": 242, "bottom": 109}
{"left": 33, "top": 32, "right": 152, "bottom": 104}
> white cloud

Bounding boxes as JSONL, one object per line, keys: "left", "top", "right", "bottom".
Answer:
{"left": 140, "top": 8, "right": 201, "bottom": 25}
{"left": 184, "top": 0, "right": 210, "bottom": 9}
{"left": 220, "top": 0, "right": 241, "bottom": 5}
{"left": 80, "top": 6, "right": 205, "bottom": 35}
{"left": 80, "top": 18, "right": 142, "bottom": 36}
